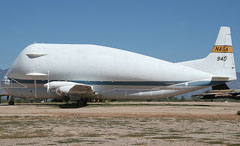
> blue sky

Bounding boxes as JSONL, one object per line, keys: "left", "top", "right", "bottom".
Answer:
{"left": 0, "top": 0, "right": 240, "bottom": 71}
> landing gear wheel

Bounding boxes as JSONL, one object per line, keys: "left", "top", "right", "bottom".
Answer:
{"left": 77, "top": 99, "right": 88, "bottom": 107}
{"left": 8, "top": 100, "right": 14, "bottom": 105}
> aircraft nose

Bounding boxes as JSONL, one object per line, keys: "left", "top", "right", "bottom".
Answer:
{"left": 6, "top": 44, "right": 39, "bottom": 80}
{"left": 1, "top": 76, "right": 10, "bottom": 95}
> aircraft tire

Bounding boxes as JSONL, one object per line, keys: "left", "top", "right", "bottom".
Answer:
{"left": 77, "top": 99, "right": 88, "bottom": 107}
{"left": 8, "top": 101, "right": 14, "bottom": 105}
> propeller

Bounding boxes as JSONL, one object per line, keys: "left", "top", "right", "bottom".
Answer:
{"left": 47, "top": 71, "right": 50, "bottom": 93}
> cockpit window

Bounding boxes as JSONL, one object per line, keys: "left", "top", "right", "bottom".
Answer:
{"left": 2, "top": 76, "right": 11, "bottom": 85}
{"left": 1, "top": 77, "right": 26, "bottom": 88}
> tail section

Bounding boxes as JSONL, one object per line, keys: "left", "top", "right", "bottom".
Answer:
{"left": 179, "top": 26, "right": 236, "bottom": 81}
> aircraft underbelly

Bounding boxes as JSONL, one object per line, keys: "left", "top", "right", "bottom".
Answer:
{"left": 98, "top": 85, "right": 206, "bottom": 100}
{"left": 3, "top": 81, "right": 206, "bottom": 100}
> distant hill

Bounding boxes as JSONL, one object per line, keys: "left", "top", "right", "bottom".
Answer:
{"left": 0, "top": 69, "right": 8, "bottom": 80}
{"left": 227, "top": 72, "right": 240, "bottom": 89}
{"left": 0, "top": 69, "right": 8, "bottom": 94}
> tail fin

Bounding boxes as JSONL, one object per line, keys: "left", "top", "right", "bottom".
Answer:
{"left": 179, "top": 26, "right": 237, "bottom": 81}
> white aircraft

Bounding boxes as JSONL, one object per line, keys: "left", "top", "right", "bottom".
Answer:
{"left": 0, "top": 26, "right": 237, "bottom": 105}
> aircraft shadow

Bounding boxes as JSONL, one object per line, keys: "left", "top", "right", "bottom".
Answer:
{"left": 0, "top": 102, "right": 212, "bottom": 108}
{"left": 0, "top": 103, "right": 87, "bottom": 108}
{"left": 58, "top": 104, "right": 87, "bottom": 109}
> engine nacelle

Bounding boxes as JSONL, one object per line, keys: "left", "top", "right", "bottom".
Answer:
{"left": 56, "top": 85, "right": 75, "bottom": 96}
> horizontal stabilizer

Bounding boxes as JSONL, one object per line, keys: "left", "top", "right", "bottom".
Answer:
{"left": 211, "top": 77, "right": 230, "bottom": 81}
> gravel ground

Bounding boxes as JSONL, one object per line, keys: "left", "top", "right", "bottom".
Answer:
{"left": 0, "top": 102, "right": 239, "bottom": 146}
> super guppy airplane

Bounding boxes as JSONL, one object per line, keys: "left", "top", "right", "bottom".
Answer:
{"left": 0, "top": 26, "right": 237, "bottom": 105}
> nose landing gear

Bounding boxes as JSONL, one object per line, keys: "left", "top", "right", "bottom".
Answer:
{"left": 0, "top": 95, "right": 15, "bottom": 105}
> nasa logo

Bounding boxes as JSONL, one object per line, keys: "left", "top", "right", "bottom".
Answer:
{"left": 211, "top": 46, "right": 233, "bottom": 53}
{"left": 215, "top": 46, "right": 228, "bottom": 52}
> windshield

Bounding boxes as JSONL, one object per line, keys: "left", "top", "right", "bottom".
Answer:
{"left": 1, "top": 76, "right": 11, "bottom": 86}
{"left": 1, "top": 76, "right": 26, "bottom": 88}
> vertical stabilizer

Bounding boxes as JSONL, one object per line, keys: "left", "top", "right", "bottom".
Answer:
{"left": 215, "top": 26, "right": 232, "bottom": 46}
{"left": 179, "top": 26, "right": 236, "bottom": 81}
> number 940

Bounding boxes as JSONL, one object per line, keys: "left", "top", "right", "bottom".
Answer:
{"left": 217, "top": 56, "right": 227, "bottom": 61}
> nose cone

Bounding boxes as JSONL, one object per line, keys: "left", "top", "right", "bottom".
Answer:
{"left": 7, "top": 44, "right": 37, "bottom": 80}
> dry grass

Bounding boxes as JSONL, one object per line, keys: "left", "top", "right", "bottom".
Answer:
{"left": 0, "top": 102, "right": 240, "bottom": 146}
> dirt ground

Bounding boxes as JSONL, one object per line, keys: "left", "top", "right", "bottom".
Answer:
{"left": 0, "top": 101, "right": 240, "bottom": 146}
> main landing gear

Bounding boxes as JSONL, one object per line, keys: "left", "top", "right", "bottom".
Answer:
{"left": 76, "top": 98, "right": 88, "bottom": 107}
{"left": 7, "top": 96, "right": 15, "bottom": 105}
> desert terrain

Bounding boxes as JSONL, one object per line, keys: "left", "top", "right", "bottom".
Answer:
{"left": 0, "top": 101, "right": 239, "bottom": 146}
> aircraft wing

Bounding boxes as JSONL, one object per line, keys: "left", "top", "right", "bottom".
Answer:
{"left": 0, "top": 93, "right": 9, "bottom": 97}
{"left": 44, "top": 81, "right": 97, "bottom": 98}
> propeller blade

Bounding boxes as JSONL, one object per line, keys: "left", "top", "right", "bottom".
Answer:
{"left": 47, "top": 71, "right": 50, "bottom": 93}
